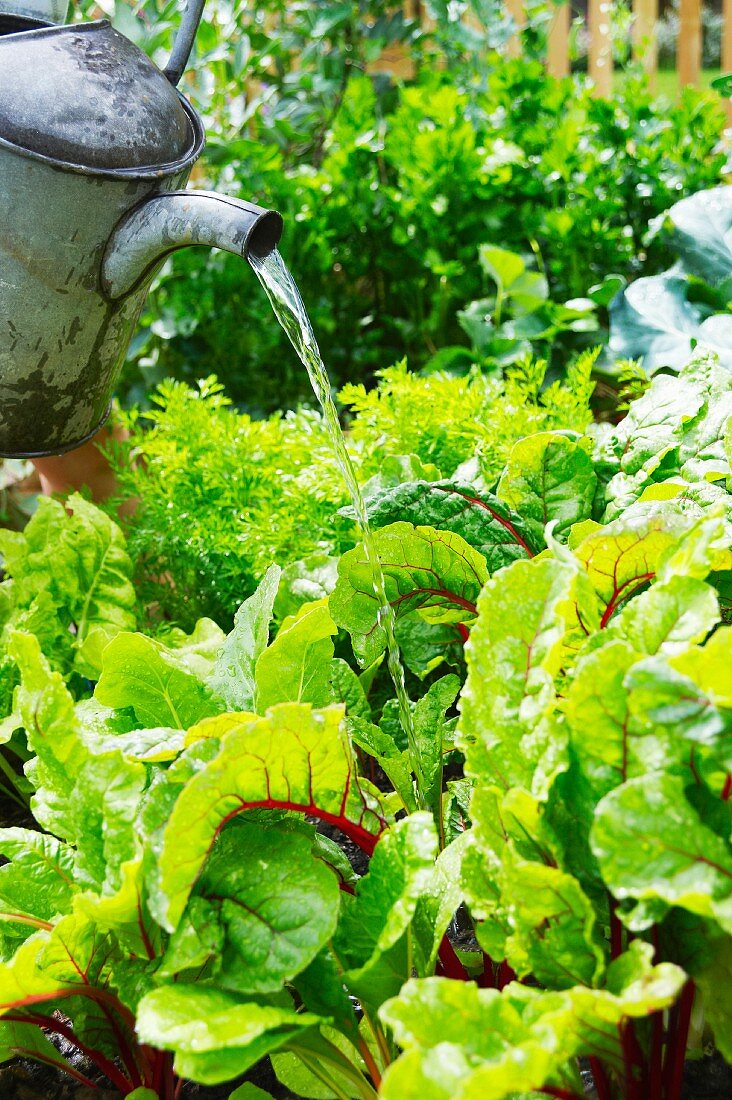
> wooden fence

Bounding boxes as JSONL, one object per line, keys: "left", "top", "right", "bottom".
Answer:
{"left": 373, "top": 1, "right": 732, "bottom": 111}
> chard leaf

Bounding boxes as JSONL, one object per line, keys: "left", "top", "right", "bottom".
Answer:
{"left": 328, "top": 658, "right": 371, "bottom": 720}
{"left": 210, "top": 565, "right": 281, "bottom": 710}
{"left": 603, "top": 352, "right": 732, "bottom": 512}
{"left": 255, "top": 599, "right": 337, "bottom": 711}
{"left": 229, "top": 1085, "right": 273, "bottom": 1100}
{"left": 348, "top": 716, "right": 417, "bottom": 814}
{"left": 271, "top": 1029, "right": 364, "bottom": 1100}
{"left": 591, "top": 774, "right": 732, "bottom": 932}
{"left": 379, "top": 978, "right": 565, "bottom": 1100}
{"left": 669, "top": 624, "right": 732, "bottom": 707}
{"left": 0, "top": 1019, "right": 79, "bottom": 1076}
{"left": 603, "top": 366, "right": 705, "bottom": 478}
{"left": 334, "top": 813, "right": 438, "bottom": 1012}
{"left": 96, "top": 632, "right": 224, "bottom": 728}
{"left": 361, "top": 454, "right": 442, "bottom": 497}
{"left": 10, "top": 633, "right": 147, "bottom": 891}
{"left": 291, "top": 949, "right": 361, "bottom": 1046}
{"left": 0, "top": 829, "right": 75, "bottom": 947}
{"left": 135, "top": 986, "right": 324, "bottom": 1086}
{"left": 501, "top": 854, "right": 606, "bottom": 989}
{"left": 458, "top": 558, "right": 591, "bottom": 792}
{"left": 380, "top": 942, "right": 684, "bottom": 1097}
{"left": 148, "top": 704, "right": 388, "bottom": 931}
{"left": 0, "top": 494, "right": 136, "bottom": 679}
{"left": 693, "top": 929, "right": 732, "bottom": 1061}
{"left": 625, "top": 655, "right": 731, "bottom": 768}
{"left": 573, "top": 513, "right": 723, "bottom": 628}
{"left": 330, "top": 522, "right": 487, "bottom": 666}
{"left": 608, "top": 575, "right": 720, "bottom": 655}
{"left": 497, "top": 433, "right": 597, "bottom": 543}
{"left": 343, "top": 480, "right": 536, "bottom": 571}
{"left": 274, "top": 554, "right": 339, "bottom": 622}
{"left": 394, "top": 613, "right": 464, "bottom": 679}
{"left": 565, "top": 641, "right": 668, "bottom": 798}
{"left": 164, "top": 819, "right": 339, "bottom": 995}
{"left": 8, "top": 633, "right": 87, "bottom": 843}
{"left": 412, "top": 675, "right": 460, "bottom": 817}
{"left": 156, "top": 617, "right": 226, "bottom": 679}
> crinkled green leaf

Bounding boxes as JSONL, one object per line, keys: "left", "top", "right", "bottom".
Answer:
{"left": 669, "top": 624, "right": 732, "bottom": 707}
{"left": 164, "top": 818, "right": 339, "bottom": 995}
{"left": 156, "top": 617, "right": 226, "bottom": 679}
{"left": 458, "top": 558, "right": 591, "bottom": 791}
{"left": 565, "top": 641, "right": 669, "bottom": 798}
{"left": 210, "top": 565, "right": 281, "bottom": 710}
{"left": 361, "top": 454, "right": 442, "bottom": 498}
{"left": 608, "top": 575, "right": 720, "bottom": 655}
{"left": 9, "top": 633, "right": 146, "bottom": 890}
{"left": 344, "top": 480, "right": 536, "bottom": 571}
{"left": 330, "top": 523, "right": 487, "bottom": 665}
{"left": 274, "top": 555, "right": 339, "bottom": 622}
{"left": 603, "top": 353, "right": 732, "bottom": 512}
{"left": 148, "top": 704, "right": 387, "bottom": 932}
{"left": 328, "top": 657, "right": 371, "bottom": 720}
{"left": 380, "top": 942, "right": 684, "bottom": 1098}
{"left": 0, "top": 494, "right": 136, "bottom": 679}
{"left": 0, "top": 829, "right": 74, "bottom": 955}
{"left": 625, "top": 654, "right": 731, "bottom": 769}
{"left": 394, "top": 613, "right": 464, "bottom": 679}
{"left": 591, "top": 774, "right": 732, "bottom": 932}
{"left": 96, "top": 632, "right": 224, "bottom": 729}
{"left": 497, "top": 433, "right": 597, "bottom": 543}
{"left": 136, "top": 985, "right": 324, "bottom": 1086}
{"left": 255, "top": 599, "right": 337, "bottom": 711}
{"left": 334, "top": 813, "right": 438, "bottom": 1011}
{"left": 501, "top": 853, "right": 606, "bottom": 989}
{"left": 412, "top": 675, "right": 460, "bottom": 817}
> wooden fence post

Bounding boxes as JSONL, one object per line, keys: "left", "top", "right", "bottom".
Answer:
{"left": 632, "top": 0, "right": 659, "bottom": 88}
{"left": 505, "top": 0, "right": 525, "bottom": 59}
{"left": 722, "top": 0, "right": 732, "bottom": 124}
{"left": 588, "top": 0, "right": 614, "bottom": 97}
{"left": 677, "top": 0, "right": 702, "bottom": 87}
{"left": 547, "top": 3, "right": 570, "bottom": 79}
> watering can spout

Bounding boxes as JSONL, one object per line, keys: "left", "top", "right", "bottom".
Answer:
{"left": 101, "top": 191, "right": 283, "bottom": 301}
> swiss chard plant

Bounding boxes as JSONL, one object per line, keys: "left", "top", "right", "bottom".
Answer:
{"left": 0, "top": 351, "right": 729, "bottom": 1098}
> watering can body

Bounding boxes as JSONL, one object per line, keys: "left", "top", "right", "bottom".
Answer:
{"left": 0, "top": 4, "right": 282, "bottom": 457}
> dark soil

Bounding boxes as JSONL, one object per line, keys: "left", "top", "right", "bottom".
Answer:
{"left": 682, "top": 1052, "right": 732, "bottom": 1099}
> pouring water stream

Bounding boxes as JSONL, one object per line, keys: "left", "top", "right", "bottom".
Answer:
{"left": 250, "top": 249, "right": 416, "bottom": 757}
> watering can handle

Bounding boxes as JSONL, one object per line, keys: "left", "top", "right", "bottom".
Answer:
{"left": 164, "top": 0, "right": 206, "bottom": 86}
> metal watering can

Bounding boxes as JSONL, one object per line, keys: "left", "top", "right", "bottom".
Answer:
{"left": 0, "top": 0, "right": 283, "bottom": 456}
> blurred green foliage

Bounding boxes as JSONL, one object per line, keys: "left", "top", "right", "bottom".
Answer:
{"left": 76, "top": 2, "right": 728, "bottom": 413}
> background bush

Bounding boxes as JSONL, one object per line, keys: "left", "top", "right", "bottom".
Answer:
{"left": 80, "top": 1, "right": 728, "bottom": 412}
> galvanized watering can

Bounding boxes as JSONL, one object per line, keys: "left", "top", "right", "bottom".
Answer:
{"left": 0, "top": 0, "right": 282, "bottom": 456}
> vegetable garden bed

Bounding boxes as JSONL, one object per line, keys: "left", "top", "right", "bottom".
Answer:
{"left": 0, "top": 344, "right": 730, "bottom": 1099}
